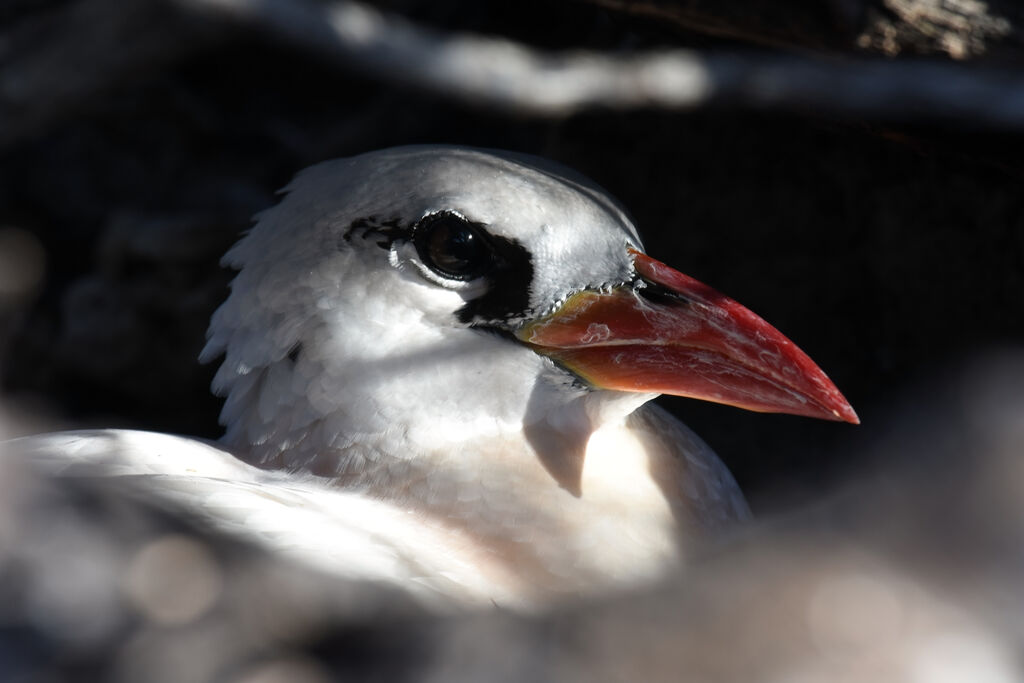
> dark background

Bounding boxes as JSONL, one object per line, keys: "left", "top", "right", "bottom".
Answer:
{"left": 1, "top": 0, "right": 1022, "bottom": 515}
{"left": 2, "top": 2, "right": 1024, "bottom": 680}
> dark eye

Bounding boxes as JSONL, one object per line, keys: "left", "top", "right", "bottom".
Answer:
{"left": 414, "top": 212, "right": 493, "bottom": 281}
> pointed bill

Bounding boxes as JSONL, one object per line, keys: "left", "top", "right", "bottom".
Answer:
{"left": 517, "top": 250, "right": 858, "bottom": 424}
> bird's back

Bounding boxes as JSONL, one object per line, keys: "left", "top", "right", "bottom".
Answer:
{"left": 3, "top": 429, "right": 537, "bottom": 611}
{"left": 3, "top": 410, "right": 747, "bottom": 611}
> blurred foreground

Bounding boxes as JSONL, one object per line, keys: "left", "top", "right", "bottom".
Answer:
{"left": 1, "top": 351, "right": 1022, "bottom": 682}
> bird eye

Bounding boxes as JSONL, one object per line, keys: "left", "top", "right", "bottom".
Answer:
{"left": 414, "top": 213, "right": 492, "bottom": 281}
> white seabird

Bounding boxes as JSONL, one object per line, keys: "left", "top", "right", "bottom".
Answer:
{"left": 5, "top": 146, "right": 857, "bottom": 612}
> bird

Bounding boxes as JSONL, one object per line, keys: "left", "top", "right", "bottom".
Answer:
{"left": 4, "top": 145, "right": 857, "bottom": 612}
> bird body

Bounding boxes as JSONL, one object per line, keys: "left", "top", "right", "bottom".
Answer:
{"left": 3, "top": 146, "right": 855, "bottom": 610}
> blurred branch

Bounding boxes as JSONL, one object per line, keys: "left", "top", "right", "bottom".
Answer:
{"left": 4, "top": 0, "right": 1024, "bottom": 150}
{"left": 581, "top": 0, "right": 1023, "bottom": 59}
{"left": 583, "top": 0, "right": 862, "bottom": 53}
{"left": 188, "top": 0, "right": 1024, "bottom": 126}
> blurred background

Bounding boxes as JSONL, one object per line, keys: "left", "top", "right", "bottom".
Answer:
{"left": 1, "top": 0, "right": 1023, "bottom": 680}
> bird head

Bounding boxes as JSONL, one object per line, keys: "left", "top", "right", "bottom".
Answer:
{"left": 202, "top": 146, "right": 856, "bottom": 474}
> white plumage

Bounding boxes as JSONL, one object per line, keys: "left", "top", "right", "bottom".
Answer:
{"left": 4, "top": 146, "right": 856, "bottom": 611}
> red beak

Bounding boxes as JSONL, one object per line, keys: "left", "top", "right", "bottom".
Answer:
{"left": 516, "top": 250, "right": 859, "bottom": 424}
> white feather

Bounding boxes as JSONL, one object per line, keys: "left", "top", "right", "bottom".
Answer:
{"left": 6, "top": 146, "right": 750, "bottom": 610}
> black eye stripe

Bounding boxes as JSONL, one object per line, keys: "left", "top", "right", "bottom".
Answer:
{"left": 343, "top": 212, "right": 534, "bottom": 326}
{"left": 343, "top": 215, "right": 406, "bottom": 249}
{"left": 455, "top": 230, "right": 533, "bottom": 327}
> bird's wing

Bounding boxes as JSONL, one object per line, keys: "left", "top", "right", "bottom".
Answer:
{"left": 2, "top": 429, "right": 527, "bottom": 611}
